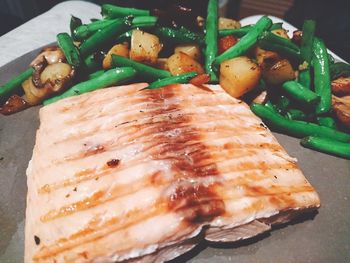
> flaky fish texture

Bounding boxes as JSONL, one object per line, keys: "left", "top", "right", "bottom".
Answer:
{"left": 25, "top": 83, "right": 320, "bottom": 262}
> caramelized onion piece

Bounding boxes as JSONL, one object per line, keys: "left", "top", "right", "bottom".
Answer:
{"left": 0, "top": 95, "right": 29, "bottom": 115}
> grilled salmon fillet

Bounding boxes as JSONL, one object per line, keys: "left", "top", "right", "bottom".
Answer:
{"left": 25, "top": 83, "right": 320, "bottom": 262}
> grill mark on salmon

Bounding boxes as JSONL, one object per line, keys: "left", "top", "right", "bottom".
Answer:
{"left": 37, "top": 139, "right": 291, "bottom": 195}
{"left": 62, "top": 90, "right": 237, "bottom": 124}
{"left": 35, "top": 204, "right": 168, "bottom": 260}
{"left": 26, "top": 83, "right": 320, "bottom": 263}
{"left": 38, "top": 154, "right": 291, "bottom": 196}
{"left": 51, "top": 125, "right": 267, "bottom": 165}
{"left": 53, "top": 112, "right": 262, "bottom": 152}
{"left": 35, "top": 183, "right": 311, "bottom": 261}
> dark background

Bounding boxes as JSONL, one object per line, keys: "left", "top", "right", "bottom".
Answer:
{"left": 0, "top": 0, "right": 349, "bottom": 61}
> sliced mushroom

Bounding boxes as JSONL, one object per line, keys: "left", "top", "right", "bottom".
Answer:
{"left": 30, "top": 46, "right": 65, "bottom": 67}
{"left": 0, "top": 95, "right": 29, "bottom": 115}
{"left": 32, "top": 58, "right": 48, "bottom": 88}
{"left": 22, "top": 63, "right": 75, "bottom": 105}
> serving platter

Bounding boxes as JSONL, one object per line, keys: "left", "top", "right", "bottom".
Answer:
{"left": 0, "top": 43, "right": 349, "bottom": 263}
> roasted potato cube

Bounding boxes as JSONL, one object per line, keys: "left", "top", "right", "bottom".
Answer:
{"left": 103, "top": 43, "right": 129, "bottom": 69}
{"left": 219, "top": 56, "right": 261, "bottom": 98}
{"left": 155, "top": 58, "right": 169, "bottom": 71}
{"left": 218, "top": 17, "right": 241, "bottom": 30}
{"left": 254, "top": 46, "right": 280, "bottom": 66}
{"left": 262, "top": 59, "right": 295, "bottom": 85}
{"left": 130, "top": 29, "right": 162, "bottom": 65}
{"left": 174, "top": 44, "right": 201, "bottom": 61}
{"left": 167, "top": 52, "right": 204, "bottom": 76}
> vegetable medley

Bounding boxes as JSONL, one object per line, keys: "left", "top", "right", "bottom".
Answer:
{"left": 1, "top": 1, "right": 350, "bottom": 158}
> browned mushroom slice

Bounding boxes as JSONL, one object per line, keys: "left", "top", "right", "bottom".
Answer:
{"left": 22, "top": 63, "right": 75, "bottom": 105}
{"left": 331, "top": 76, "right": 350, "bottom": 96}
{"left": 30, "top": 46, "right": 66, "bottom": 67}
{"left": 0, "top": 95, "right": 29, "bottom": 115}
{"left": 32, "top": 58, "right": 48, "bottom": 88}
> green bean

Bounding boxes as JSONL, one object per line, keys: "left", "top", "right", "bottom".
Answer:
{"left": 88, "top": 70, "right": 105, "bottom": 80}
{"left": 111, "top": 55, "right": 171, "bottom": 80}
{"left": 79, "top": 18, "right": 130, "bottom": 57}
{"left": 317, "top": 116, "right": 337, "bottom": 129}
{"left": 330, "top": 62, "right": 350, "bottom": 80}
{"left": 75, "top": 16, "right": 157, "bottom": 41}
{"left": 213, "top": 16, "right": 272, "bottom": 66}
{"left": 300, "top": 20, "right": 315, "bottom": 63}
{"left": 83, "top": 53, "right": 101, "bottom": 72}
{"left": 131, "top": 16, "right": 157, "bottom": 29}
{"left": 301, "top": 136, "right": 350, "bottom": 158}
{"left": 299, "top": 20, "right": 316, "bottom": 88}
{"left": 70, "top": 15, "right": 82, "bottom": 41}
{"left": 258, "top": 31, "right": 301, "bottom": 60}
{"left": 57, "top": 33, "right": 81, "bottom": 67}
{"left": 285, "top": 109, "right": 309, "bottom": 121}
{"left": 0, "top": 68, "right": 33, "bottom": 100}
{"left": 264, "top": 100, "right": 278, "bottom": 112}
{"left": 74, "top": 19, "right": 115, "bottom": 40}
{"left": 270, "top": 22, "right": 283, "bottom": 30}
{"left": 146, "top": 72, "right": 198, "bottom": 90}
{"left": 116, "top": 30, "right": 133, "bottom": 43}
{"left": 204, "top": 0, "right": 219, "bottom": 82}
{"left": 313, "top": 37, "right": 331, "bottom": 114}
{"left": 275, "top": 95, "right": 290, "bottom": 114}
{"left": 298, "top": 68, "right": 310, "bottom": 89}
{"left": 101, "top": 4, "right": 150, "bottom": 19}
{"left": 282, "top": 81, "right": 320, "bottom": 105}
{"left": 218, "top": 26, "right": 252, "bottom": 38}
{"left": 43, "top": 67, "right": 136, "bottom": 105}
{"left": 154, "top": 27, "right": 204, "bottom": 45}
{"left": 250, "top": 103, "right": 350, "bottom": 142}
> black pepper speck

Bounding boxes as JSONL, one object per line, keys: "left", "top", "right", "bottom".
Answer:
{"left": 34, "top": 235, "right": 40, "bottom": 245}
